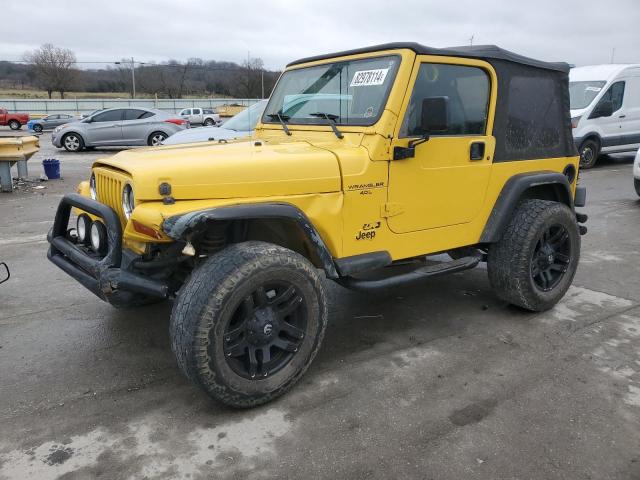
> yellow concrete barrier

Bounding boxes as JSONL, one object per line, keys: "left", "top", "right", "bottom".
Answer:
{"left": 0, "top": 135, "right": 40, "bottom": 192}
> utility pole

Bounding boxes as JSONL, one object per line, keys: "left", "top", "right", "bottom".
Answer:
{"left": 610, "top": 47, "right": 616, "bottom": 64}
{"left": 261, "top": 70, "right": 264, "bottom": 99}
{"left": 130, "top": 57, "right": 136, "bottom": 98}
{"left": 469, "top": 34, "right": 475, "bottom": 46}
{"left": 115, "top": 58, "right": 144, "bottom": 99}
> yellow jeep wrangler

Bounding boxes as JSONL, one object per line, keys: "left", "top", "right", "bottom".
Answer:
{"left": 48, "top": 43, "right": 587, "bottom": 407}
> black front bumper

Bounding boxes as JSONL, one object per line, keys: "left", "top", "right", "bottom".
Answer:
{"left": 47, "top": 193, "right": 169, "bottom": 305}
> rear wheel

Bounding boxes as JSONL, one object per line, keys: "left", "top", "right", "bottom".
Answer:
{"left": 487, "top": 199, "right": 580, "bottom": 312}
{"left": 148, "top": 131, "right": 168, "bottom": 146}
{"left": 579, "top": 138, "right": 600, "bottom": 169}
{"left": 62, "top": 133, "right": 84, "bottom": 152}
{"left": 204, "top": 118, "right": 215, "bottom": 126}
{"left": 170, "top": 241, "right": 328, "bottom": 408}
{"left": 8, "top": 120, "right": 21, "bottom": 130}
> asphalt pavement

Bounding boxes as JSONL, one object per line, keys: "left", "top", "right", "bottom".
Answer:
{"left": 1, "top": 130, "right": 639, "bottom": 479}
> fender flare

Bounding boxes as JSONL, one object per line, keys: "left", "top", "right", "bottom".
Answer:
{"left": 479, "top": 172, "right": 573, "bottom": 243}
{"left": 162, "top": 202, "right": 339, "bottom": 278}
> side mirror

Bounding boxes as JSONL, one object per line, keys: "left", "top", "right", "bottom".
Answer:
{"left": 421, "top": 96, "right": 450, "bottom": 134}
{"left": 590, "top": 99, "right": 613, "bottom": 119}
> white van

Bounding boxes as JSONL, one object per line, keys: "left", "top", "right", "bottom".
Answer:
{"left": 570, "top": 64, "right": 640, "bottom": 168}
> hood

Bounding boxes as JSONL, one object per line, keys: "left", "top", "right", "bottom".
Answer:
{"left": 93, "top": 139, "right": 342, "bottom": 201}
{"left": 570, "top": 107, "right": 589, "bottom": 118}
{"left": 162, "top": 126, "right": 249, "bottom": 146}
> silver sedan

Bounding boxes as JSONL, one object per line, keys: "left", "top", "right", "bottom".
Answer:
{"left": 51, "top": 107, "right": 188, "bottom": 152}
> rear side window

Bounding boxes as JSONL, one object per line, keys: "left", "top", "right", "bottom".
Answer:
{"left": 92, "top": 110, "right": 123, "bottom": 122}
{"left": 123, "top": 109, "right": 153, "bottom": 120}
{"left": 400, "top": 63, "right": 490, "bottom": 137}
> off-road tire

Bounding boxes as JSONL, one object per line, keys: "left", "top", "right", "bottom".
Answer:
{"left": 579, "top": 138, "right": 600, "bottom": 169}
{"left": 487, "top": 199, "right": 580, "bottom": 312}
{"left": 204, "top": 118, "right": 215, "bottom": 126}
{"left": 33, "top": 124, "right": 43, "bottom": 133}
{"left": 8, "top": 120, "right": 21, "bottom": 130}
{"left": 170, "top": 241, "right": 328, "bottom": 408}
{"left": 62, "top": 132, "right": 84, "bottom": 152}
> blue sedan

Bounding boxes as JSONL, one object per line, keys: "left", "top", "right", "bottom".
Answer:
{"left": 28, "top": 114, "right": 77, "bottom": 133}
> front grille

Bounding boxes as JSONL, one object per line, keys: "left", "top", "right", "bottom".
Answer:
{"left": 93, "top": 167, "right": 130, "bottom": 226}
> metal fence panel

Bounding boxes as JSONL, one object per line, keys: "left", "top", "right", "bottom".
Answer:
{"left": 0, "top": 98, "right": 262, "bottom": 115}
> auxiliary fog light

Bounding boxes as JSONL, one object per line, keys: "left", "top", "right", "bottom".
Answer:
{"left": 76, "top": 214, "right": 92, "bottom": 244}
{"left": 90, "top": 221, "right": 108, "bottom": 255}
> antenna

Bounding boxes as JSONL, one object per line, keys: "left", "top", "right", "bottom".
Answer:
{"left": 469, "top": 34, "right": 475, "bottom": 46}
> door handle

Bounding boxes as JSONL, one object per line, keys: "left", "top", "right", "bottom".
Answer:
{"left": 470, "top": 141, "right": 485, "bottom": 161}
{"left": 619, "top": 114, "right": 626, "bottom": 118}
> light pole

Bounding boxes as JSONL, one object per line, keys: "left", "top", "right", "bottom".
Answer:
{"left": 115, "top": 58, "right": 145, "bottom": 99}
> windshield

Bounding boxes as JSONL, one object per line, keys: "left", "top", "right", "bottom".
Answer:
{"left": 263, "top": 55, "right": 400, "bottom": 126}
{"left": 224, "top": 100, "right": 268, "bottom": 131}
{"left": 569, "top": 81, "right": 606, "bottom": 109}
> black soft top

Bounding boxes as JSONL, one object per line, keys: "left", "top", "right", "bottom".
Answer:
{"left": 287, "top": 42, "right": 569, "bottom": 73}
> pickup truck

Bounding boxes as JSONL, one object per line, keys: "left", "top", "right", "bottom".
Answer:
{"left": 178, "top": 107, "right": 220, "bottom": 126}
{"left": 0, "top": 108, "right": 30, "bottom": 130}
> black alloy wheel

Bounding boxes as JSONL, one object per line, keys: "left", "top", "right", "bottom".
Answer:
{"left": 223, "top": 282, "right": 306, "bottom": 379}
{"left": 530, "top": 224, "right": 571, "bottom": 292}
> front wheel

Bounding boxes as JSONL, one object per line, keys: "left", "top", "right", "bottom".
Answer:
{"left": 579, "top": 138, "right": 600, "bottom": 169}
{"left": 33, "top": 124, "right": 43, "bottom": 133}
{"left": 487, "top": 199, "right": 580, "bottom": 312}
{"left": 170, "top": 241, "right": 328, "bottom": 408}
{"left": 635, "top": 178, "right": 640, "bottom": 197}
{"left": 148, "top": 131, "right": 168, "bottom": 146}
{"left": 8, "top": 120, "right": 21, "bottom": 130}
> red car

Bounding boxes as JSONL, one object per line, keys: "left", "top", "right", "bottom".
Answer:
{"left": 0, "top": 108, "right": 30, "bottom": 130}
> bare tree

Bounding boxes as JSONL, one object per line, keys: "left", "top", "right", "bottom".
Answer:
{"left": 235, "top": 58, "right": 265, "bottom": 98}
{"left": 23, "top": 44, "right": 78, "bottom": 99}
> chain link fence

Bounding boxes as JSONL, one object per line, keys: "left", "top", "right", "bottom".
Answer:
{"left": 0, "top": 98, "right": 262, "bottom": 115}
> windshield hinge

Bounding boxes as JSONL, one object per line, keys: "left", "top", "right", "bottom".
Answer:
{"left": 380, "top": 203, "right": 404, "bottom": 218}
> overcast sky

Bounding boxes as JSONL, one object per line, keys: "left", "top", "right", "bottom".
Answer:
{"left": 1, "top": 0, "right": 639, "bottom": 70}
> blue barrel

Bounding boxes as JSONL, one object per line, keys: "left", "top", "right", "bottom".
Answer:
{"left": 42, "top": 159, "right": 61, "bottom": 179}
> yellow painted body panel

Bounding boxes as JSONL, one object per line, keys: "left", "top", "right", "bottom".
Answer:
{"left": 76, "top": 47, "right": 579, "bottom": 264}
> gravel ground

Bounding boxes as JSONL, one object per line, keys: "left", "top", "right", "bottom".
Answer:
{"left": 1, "top": 129, "right": 639, "bottom": 480}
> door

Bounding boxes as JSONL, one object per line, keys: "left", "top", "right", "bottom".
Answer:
{"left": 387, "top": 58, "right": 496, "bottom": 233}
{"left": 618, "top": 76, "right": 640, "bottom": 151}
{"left": 85, "top": 109, "right": 124, "bottom": 145}
{"left": 55, "top": 114, "right": 74, "bottom": 127}
{"left": 591, "top": 81, "right": 626, "bottom": 152}
{"left": 43, "top": 115, "right": 58, "bottom": 129}
{"left": 191, "top": 108, "right": 203, "bottom": 123}
{"left": 121, "top": 109, "right": 155, "bottom": 144}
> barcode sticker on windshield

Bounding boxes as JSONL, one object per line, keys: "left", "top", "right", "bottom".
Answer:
{"left": 350, "top": 68, "right": 389, "bottom": 87}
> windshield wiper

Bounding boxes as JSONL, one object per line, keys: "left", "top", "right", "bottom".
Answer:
{"left": 310, "top": 112, "right": 344, "bottom": 139}
{"left": 266, "top": 113, "right": 292, "bottom": 136}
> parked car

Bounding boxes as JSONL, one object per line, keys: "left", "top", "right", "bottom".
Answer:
{"left": 0, "top": 108, "right": 29, "bottom": 130}
{"left": 164, "top": 100, "right": 268, "bottom": 145}
{"left": 634, "top": 148, "right": 640, "bottom": 197}
{"left": 570, "top": 64, "right": 640, "bottom": 168}
{"left": 178, "top": 107, "right": 221, "bottom": 126}
{"left": 28, "top": 114, "right": 78, "bottom": 133}
{"left": 81, "top": 109, "right": 104, "bottom": 119}
{"left": 51, "top": 107, "right": 188, "bottom": 152}
{"left": 48, "top": 43, "right": 586, "bottom": 408}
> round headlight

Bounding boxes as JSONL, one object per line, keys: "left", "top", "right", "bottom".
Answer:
{"left": 76, "top": 214, "right": 91, "bottom": 244}
{"left": 90, "top": 221, "right": 107, "bottom": 255}
{"left": 89, "top": 173, "right": 97, "bottom": 200}
{"left": 122, "top": 184, "right": 135, "bottom": 220}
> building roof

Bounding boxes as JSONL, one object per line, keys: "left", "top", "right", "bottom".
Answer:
{"left": 287, "top": 42, "right": 570, "bottom": 73}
